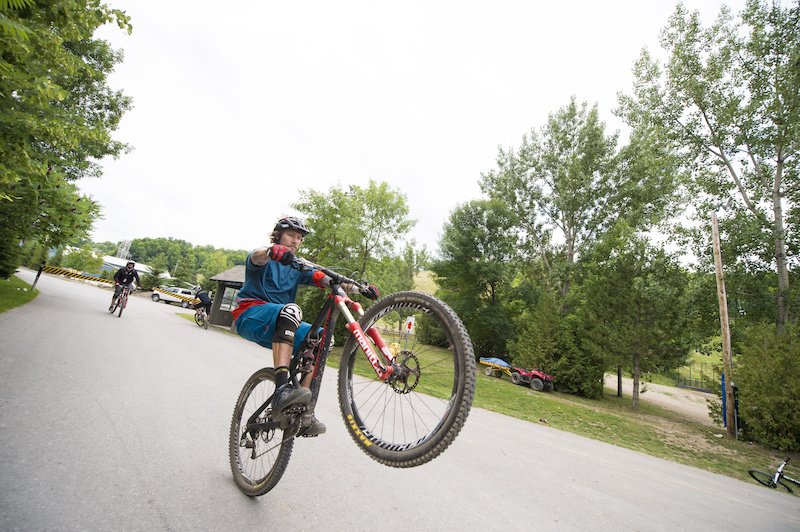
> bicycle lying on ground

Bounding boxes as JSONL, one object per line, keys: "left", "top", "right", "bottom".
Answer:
{"left": 229, "top": 257, "right": 476, "bottom": 497}
{"left": 748, "top": 457, "right": 800, "bottom": 493}
{"left": 109, "top": 285, "right": 132, "bottom": 317}
{"left": 194, "top": 305, "right": 209, "bottom": 329}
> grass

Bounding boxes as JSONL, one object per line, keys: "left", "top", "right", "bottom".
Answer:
{"left": 1, "top": 275, "right": 39, "bottom": 314}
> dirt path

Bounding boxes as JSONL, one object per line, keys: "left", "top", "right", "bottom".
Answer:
{"left": 604, "top": 374, "right": 720, "bottom": 427}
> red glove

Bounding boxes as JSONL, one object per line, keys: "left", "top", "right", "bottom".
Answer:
{"left": 268, "top": 244, "right": 294, "bottom": 266}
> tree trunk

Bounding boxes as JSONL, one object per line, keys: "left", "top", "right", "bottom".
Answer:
{"left": 631, "top": 353, "right": 640, "bottom": 411}
{"left": 773, "top": 184, "right": 789, "bottom": 329}
{"left": 617, "top": 365, "right": 623, "bottom": 397}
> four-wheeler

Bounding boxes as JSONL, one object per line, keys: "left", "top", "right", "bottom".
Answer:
{"left": 480, "top": 357, "right": 554, "bottom": 392}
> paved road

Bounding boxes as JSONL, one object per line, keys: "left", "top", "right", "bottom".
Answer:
{"left": 1, "top": 270, "right": 798, "bottom": 531}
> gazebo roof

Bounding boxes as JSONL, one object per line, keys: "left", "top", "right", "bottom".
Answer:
{"left": 210, "top": 265, "right": 245, "bottom": 285}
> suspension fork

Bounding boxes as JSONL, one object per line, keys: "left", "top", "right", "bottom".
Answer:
{"left": 336, "top": 294, "right": 395, "bottom": 381}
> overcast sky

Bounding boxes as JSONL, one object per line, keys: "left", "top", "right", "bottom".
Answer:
{"left": 81, "top": 0, "right": 753, "bottom": 257}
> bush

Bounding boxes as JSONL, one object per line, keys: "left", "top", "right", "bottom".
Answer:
{"left": 736, "top": 322, "right": 800, "bottom": 451}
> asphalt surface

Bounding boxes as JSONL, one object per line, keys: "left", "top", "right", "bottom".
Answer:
{"left": 1, "top": 270, "right": 798, "bottom": 531}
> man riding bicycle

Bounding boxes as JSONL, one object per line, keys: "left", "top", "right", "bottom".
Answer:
{"left": 193, "top": 286, "right": 213, "bottom": 319}
{"left": 232, "top": 216, "right": 378, "bottom": 437}
{"left": 110, "top": 261, "right": 142, "bottom": 311}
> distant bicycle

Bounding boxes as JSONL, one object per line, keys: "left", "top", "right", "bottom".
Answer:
{"left": 748, "top": 457, "right": 800, "bottom": 493}
{"left": 109, "top": 285, "right": 132, "bottom": 317}
{"left": 194, "top": 305, "right": 209, "bottom": 329}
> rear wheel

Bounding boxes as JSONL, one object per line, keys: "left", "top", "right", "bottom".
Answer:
{"left": 151, "top": 293, "right": 160, "bottom": 302}
{"left": 511, "top": 372, "right": 522, "bottom": 385}
{"left": 339, "top": 291, "right": 475, "bottom": 468}
{"left": 194, "top": 312, "right": 204, "bottom": 327}
{"left": 230, "top": 368, "right": 294, "bottom": 497}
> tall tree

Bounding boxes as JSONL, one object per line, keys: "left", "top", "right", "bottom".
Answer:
{"left": 0, "top": 0, "right": 132, "bottom": 277}
{"left": 433, "top": 198, "right": 518, "bottom": 357}
{"left": 617, "top": 0, "right": 800, "bottom": 327}
{"left": 581, "top": 227, "right": 694, "bottom": 410}
{"left": 480, "top": 97, "right": 618, "bottom": 312}
{"left": 292, "top": 179, "right": 416, "bottom": 279}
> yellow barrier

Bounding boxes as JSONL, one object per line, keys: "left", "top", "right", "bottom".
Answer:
{"left": 42, "top": 265, "right": 113, "bottom": 285}
{"left": 153, "top": 287, "right": 199, "bottom": 303}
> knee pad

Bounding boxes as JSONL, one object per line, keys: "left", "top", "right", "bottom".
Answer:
{"left": 273, "top": 303, "right": 302, "bottom": 345}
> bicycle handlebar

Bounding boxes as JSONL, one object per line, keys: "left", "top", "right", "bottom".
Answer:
{"left": 292, "top": 257, "right": 365, "bottom": 291}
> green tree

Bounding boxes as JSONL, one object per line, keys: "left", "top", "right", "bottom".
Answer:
{"left": 617, "top": 0, "right": 800, "bottom": 328}
{"left": 173, "top": 251, "right": 196, "bottom": 286}
{"left": 0, "top": 0, "right": 132, "bottom": 278}
{"left": 62, "top": 244, "right": 102, "bottom": 273}
{"left": 140, "top": 254, "right": 167, "bottom": 291}
{"left": 735, "top": 322, "right": 800, "bottom": 451}
{"left": 581, "top": 227, "right": 694, "bottom": 410}
{"left": 481, "top": 97, "right": 619, "bottom": 312}
{"left": 294, "top": 179, "right": 416, "bottom": 278}
{"left": 433, "top": 198, "right": 518, "bottom": 357}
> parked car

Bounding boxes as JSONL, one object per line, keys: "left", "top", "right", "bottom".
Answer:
{"left": 151, "top": 286, "right": 196, "bottom": 308}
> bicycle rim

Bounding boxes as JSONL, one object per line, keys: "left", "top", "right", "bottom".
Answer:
{"left": 194, "top": 313, "right": 204, "bottom": 327}
{"left": 748, "top": 469, "right": 777, "bottom": 489}
{"left": 229, "top": 368, "right": 294, "bottom": 497}
{"left": 338, "top": 291, "right": 475, "bottom": 468}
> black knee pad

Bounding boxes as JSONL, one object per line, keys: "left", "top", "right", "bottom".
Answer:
{"left": 273, "top": 303, "right": 302, "bottom": 345}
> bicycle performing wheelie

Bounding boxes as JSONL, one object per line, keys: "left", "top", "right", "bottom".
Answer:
{"left": 748, "top": 457, "right": 800, "bottom": 493}
{"left": 109, "top": 285, "right": 132, "bottom": 317}
{"left": 229, "top": 257, "right": 476, "bottom": 497}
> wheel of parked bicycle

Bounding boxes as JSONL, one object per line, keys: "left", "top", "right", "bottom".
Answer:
{"left": 338, "top": 291, "right": 476, "bottom": 468}
{"left": 229, "top": 368, "right": 294, "bottom": 497}
{"left": 748, "top": 469, "right": 794, "bottom": 492}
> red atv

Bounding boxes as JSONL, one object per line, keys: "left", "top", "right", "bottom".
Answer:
{"left": 480, "top": 357, "right": 554, "bottom": 392}
{"left": 510, "top": 366, "right": 554, "bottom": 392}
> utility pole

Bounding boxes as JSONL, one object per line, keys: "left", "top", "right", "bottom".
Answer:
{"left": 712, "top": 209, "right": 736, "bottom": 438}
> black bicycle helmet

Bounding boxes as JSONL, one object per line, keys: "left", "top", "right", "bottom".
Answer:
{"left": 273, "top": 216, "right": 310, "bottom": 237}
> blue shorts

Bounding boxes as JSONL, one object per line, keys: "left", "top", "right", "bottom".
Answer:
{"left": 235, "top": 303, "right": 312, "bottom": 355}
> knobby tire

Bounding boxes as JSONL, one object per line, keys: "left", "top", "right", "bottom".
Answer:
{"left": 748, "top": 469, "right": 794, "bottom": 492}
{"left": 338, "top": 291, "right": 476, "bottom": 468}
{"left": 117, "top": 294, "right": 126, "bottom": 317}
{"left": 229, "top": 368, "right": 294, "bottom": 497}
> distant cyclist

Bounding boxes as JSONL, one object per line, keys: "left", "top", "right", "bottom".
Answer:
{"left": 110, "top": 261, "right": 142, "bottom": 311}
{"left": 194, "top": 286, "right": 213, "bottom": 319}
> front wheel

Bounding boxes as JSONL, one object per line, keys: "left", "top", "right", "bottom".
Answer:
{"left": 229, "top": 368, "right": 294, "bottom": 497}
{"left": 117, "top": 294, "right": 126, "bottom": 317}
{"left": 530, "top": 378, "right": 544, "bottom": 392}
{"left": 338, "top": 291, "right": 476, "bottom": 468}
